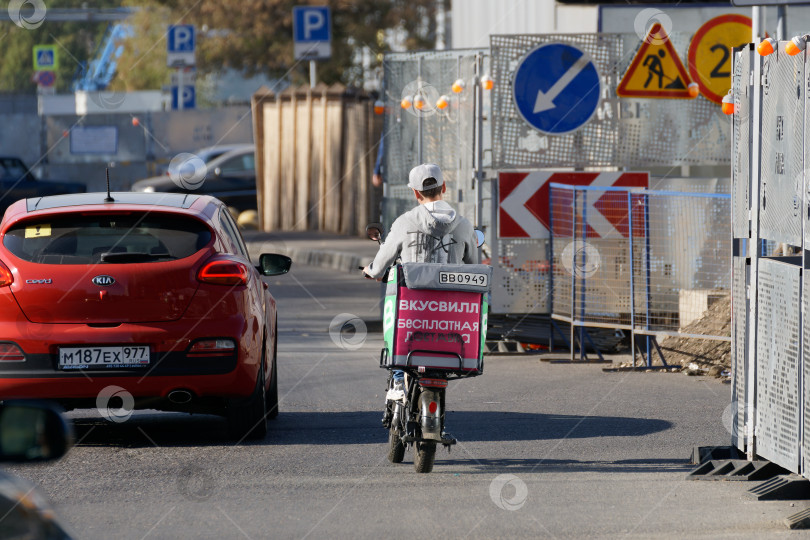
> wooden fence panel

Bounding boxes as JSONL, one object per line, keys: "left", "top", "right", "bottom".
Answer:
{"left": 262, "top": 101, "right": 281, "bottom": 230}
{"left": 279, "top": 95, "right": 297, "bottom": 230}
{"left": 295, "top": 91, "right": 312, "bottom": 230}
{"left": 252, "top": 84, "right": 376, "bottom": 235}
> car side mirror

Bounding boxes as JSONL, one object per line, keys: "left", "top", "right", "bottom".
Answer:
{"left": 0, "top": 401, "right": 72, "bottom": 462}
{"left": 475, "top": 230, "right": 485, "bottom": 247}
{"left": 366, "top": 223, "right": 384, "bottom": 243}
{"left": 258, "top": 253, "right": 292, "bottom": 276}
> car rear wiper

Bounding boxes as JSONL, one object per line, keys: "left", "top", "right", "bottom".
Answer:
{"left": 100, "top": 252, "right": 176, "bottom": 263}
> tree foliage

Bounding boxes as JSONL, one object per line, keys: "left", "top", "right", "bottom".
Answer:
{"left": 0, "top": 0, "right": 441, "bottom": 94}
{"left": 0, "top": 0, "right": 116, "bottom": 93}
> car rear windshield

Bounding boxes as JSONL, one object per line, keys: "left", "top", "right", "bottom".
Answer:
{"left": 2, "top": 212, "right": 212, "bottom": 264}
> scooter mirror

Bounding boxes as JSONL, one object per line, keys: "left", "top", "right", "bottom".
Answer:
{"left": 475, "top": 229, "right": 485, "bottom": 247}
{"left": 366, "top": 223, "right": 384, "bottom": 242}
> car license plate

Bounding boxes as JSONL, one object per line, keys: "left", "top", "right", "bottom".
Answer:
{"left": 58, "top": 346, "right": 150, "bottom": 370}
{"left": 439, "top": 271, "right": 488, "bottom": 287}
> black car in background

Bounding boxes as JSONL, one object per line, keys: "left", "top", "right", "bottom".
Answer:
{"left": 131, "top": 145, "right": 257, "bottom": 212}
{"left": 0, "top": 157, "right": 86, "bottom": 216}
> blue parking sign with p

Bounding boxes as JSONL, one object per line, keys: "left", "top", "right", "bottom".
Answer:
{"left": 294, "top": 6, "right": 330, "bottom": 42}
{"left": 293, "top": 6, "right": 331, "bottom": 60}
{"left": 171, "top": 86, "right": 195, "bottom": 110}
{"left": 168, "top": 25, "right": 195, "bottom": 52}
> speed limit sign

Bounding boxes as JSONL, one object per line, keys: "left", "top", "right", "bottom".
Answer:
{"left": 687, "top": 14, "right": 752, "bottom": 104}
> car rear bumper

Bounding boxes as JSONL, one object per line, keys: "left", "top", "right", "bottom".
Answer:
{"left": 0, "top": 318, "right": 260, "bottom": 400}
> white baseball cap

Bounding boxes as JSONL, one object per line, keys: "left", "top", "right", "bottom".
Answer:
{"left": 408, "top": 163, "right": 443, "bottom": 191}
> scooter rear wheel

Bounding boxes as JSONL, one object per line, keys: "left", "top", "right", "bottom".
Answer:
{"left": 387, "top": 428, "right": 405, "bottom": 463}
{"left": 414, "top": 441, "right": 436, "bottom": 473}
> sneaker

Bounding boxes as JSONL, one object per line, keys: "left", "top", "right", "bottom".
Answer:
{"left": 386, "top": 379, "right": 405, "bottom": 401}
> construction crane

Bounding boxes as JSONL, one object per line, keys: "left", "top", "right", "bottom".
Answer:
{"left": 73, "top": 23, "right": 133, "bottom": 91}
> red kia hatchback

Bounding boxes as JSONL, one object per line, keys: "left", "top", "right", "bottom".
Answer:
{"left": 0, "top": 192, "right": 291, "bottom": 440}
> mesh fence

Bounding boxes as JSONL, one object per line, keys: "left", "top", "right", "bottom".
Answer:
{"left": 382, "top": 49, "right": 489, "bottom": 233}
{"left": 550, "top": 184, "right": 731, "bottom": 337}
{"left": 490, "top": 33, "right": 731, "bottom": 169}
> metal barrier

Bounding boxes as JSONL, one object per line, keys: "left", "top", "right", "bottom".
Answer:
{"left": 381, "top": 49, "right": 490, "bottom": 238}
{"left": 550, "top": 184, "right": 731, "bottom": 362}
{"left": 731, "top": 41, "right": 809, "bottom": 476}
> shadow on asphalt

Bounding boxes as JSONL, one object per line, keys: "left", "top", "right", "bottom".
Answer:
{"left": 69, "top": 410, "right": 672, "bottom": 449}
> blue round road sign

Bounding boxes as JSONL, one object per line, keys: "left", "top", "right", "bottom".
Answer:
{"left": 512, "top": 43, "right": 601, "bottom": 135}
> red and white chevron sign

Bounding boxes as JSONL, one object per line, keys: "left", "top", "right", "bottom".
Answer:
{"left": 498, "top": 172, "right": 649, "bottom": 238}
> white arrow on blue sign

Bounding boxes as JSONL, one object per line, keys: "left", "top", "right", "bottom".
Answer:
{"left": 293, "top": 6, "right": 331, "bottom": 61}
{"left": 167, "top": 25, "right": 195, "bottom": 67}
{"left": 512, "top": 43, "right": 601, "bottom": 135}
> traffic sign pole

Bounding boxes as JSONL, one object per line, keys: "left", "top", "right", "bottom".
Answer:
{"left": 177, "top": 68, "right": 183, "bottom": 111}
{"left": 310, "top": 60, "right": 316, "bottom": 89}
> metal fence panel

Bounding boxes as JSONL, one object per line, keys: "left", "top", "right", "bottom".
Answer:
{"left": 759, "top": 48, "right": 803, "bottom": 246}
{"left": 634, "top": 191, "right": 731, "bottom": 333}
{"left": 382, "top": 49, "right": 487, "bottom": 234}
{"left": 493, "top": 238, "right": 551, "bottom": 314}
{"left": 756, "top": 258, "right": 801, "bottom": 473}
{"left": 803, "top": 268, "right": 810, "bottom": 476}
{"left": 550, "top": 185, "right": 730, "bottom": 338}
{"left": 732, "top": 47, "right": 751, "bottom": 239}
{"left": 490, "top": 33, "right": 730, "bottom": 169}
{"left": 732, "top": 255, "right": 748, "bottom": 452}
{"left": 550, "top": 186, "right": 635, "bottom": 327}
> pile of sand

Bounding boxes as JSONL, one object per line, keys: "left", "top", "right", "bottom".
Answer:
{"left": 658, "top": 295, "right": 731, "bottom": 374}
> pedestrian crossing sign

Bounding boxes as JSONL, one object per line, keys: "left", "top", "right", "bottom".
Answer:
{"left": 33, "top": 45, "right": 58, "bottom": 71}
{"left": 617, "top": 23, "right": 695, "bottom": 99}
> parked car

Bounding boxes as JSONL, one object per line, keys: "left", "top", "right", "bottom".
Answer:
{"left": 0, "top": 192, "right": 291, "bottom": 440}
{"left": 0, "top": 400, "right": 74, "bottom": 539}
{"left": 163, "top": 144, "right": 252, "bottom": 178}
{"left": 132, "top": 145, "right": 257, "bottom": 212}
{"left": 0, "top": 157, "right": 85, "bottom": 216}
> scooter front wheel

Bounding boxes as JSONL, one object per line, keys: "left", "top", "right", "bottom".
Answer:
{"left": 387, "top": 428, "right": 405, "bottom": 463}
{"left": 414, "top": 441, "right": 436, "bottom": 473}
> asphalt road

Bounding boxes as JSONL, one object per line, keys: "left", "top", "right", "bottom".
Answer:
{"left": 5, "top": 264, "right": 807, "bottom": 539}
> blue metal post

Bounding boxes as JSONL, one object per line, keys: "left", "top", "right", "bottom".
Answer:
{"left": 580, "top": 189, "right": 587, "bottom": 361}
{"left": 644, "top": 193, "right": 652, "bottom": 366}
{"left": 548, "top": 185, "right": 555, "bottom": 351}
{"left": 628, "top": 191, "right": 636, "bottom": 367}
{"left": 570, "top": 189, "right": 576, "bottom": 362}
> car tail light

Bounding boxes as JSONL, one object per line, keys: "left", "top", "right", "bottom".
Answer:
{"left": 0, "top": 261, "right": 12, "bottom": 288}
{"left": 419, "top": 378, "right": 448, "bottom": 388}
{"left": 197, "top": 259, "right": 248, "bottom": 286}
{"left": 187, "top": 339, "right": 236, "bottom": 357}
{"left": 0, "top": 343, "right": 25, "bottom": 362}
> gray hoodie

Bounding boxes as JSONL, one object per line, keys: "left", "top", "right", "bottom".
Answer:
{"left": 368, "top": 200, "right": 477, "bottom": 278}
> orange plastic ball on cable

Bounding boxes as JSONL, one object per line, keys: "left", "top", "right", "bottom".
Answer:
{"left": 721, "top": 92, "right": 735, "bottom": 115}
{"left": 757, "top": 37, "right": 776, "bottom": 56}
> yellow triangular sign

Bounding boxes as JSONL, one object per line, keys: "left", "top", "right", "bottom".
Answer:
{"left": 617, "top": 23, "right": 696, "bottom": 99}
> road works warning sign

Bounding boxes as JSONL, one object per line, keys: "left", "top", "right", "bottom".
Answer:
{"left": 617, "top": 23, "right": 694, "bottom": 99}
